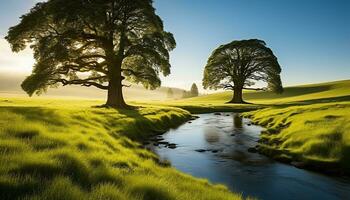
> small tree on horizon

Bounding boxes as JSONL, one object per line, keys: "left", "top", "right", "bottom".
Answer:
{"left": 6, "top": 0, "right": 175, "bottom": 109}
{"left": 190, "top": 83, "right": 199, "bottom": 97}
{"left": 203, "top": 39, "right": 283, "bottom": 103}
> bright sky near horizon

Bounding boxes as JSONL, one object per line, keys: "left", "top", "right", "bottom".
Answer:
{"left": 0, "top": 0, "right": 349, "bottom": 91}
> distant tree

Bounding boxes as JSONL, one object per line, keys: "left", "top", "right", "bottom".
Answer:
{"left": 182, "top": 90, "right": 188, "bottom": 98}
{"left": 190, "top": 83, "right": 199, "bottom": 97}
{"left": 167, "top": 88, "right": 174, "bottom": 98}
{"left": 203, "top": 39, "right": 283, "bottom": 103}
{"left": 6, "top": 0, "right": 175, "bottom": 109}
{"left": 182, "top": 90, "right": 190, "bottom": 98}
{"left": 181, "top": 83, "right": 199, "bottom": 99}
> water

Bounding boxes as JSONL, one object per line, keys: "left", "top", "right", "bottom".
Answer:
{"left": 147, "top": 113, "right": 350, "bottom": 200}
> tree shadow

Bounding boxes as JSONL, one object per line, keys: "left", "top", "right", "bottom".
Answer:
{"left": 244, "top": 85, "right": 331, "bottom": 101}
{"left": 266, "top": 95, "right": 350, "bottom": 108}
{"left": 94, "top": 106, "right": 188, "bottom": 141}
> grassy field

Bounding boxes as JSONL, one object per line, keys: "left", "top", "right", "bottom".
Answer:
{"left": 0, "top": 79, "right": 349, "bottom": 199}
{"left": 243, "top": 102, "right": 350, "bottom": 173}
{"left": 176, "top": 80, "right": 350, "bottom": 105}
{"left": 0, "top": 98, "right": 245, "bottom": 200}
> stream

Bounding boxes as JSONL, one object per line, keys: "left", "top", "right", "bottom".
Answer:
{"left": 147, "top": 113, "right": 350, "bottom": 200}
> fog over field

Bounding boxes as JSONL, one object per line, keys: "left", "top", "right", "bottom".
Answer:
{"left": 0, "top": 74, "right": 186, "bottom": 100}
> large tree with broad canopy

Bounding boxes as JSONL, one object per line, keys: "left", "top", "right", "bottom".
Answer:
{"left": 6, "top": 0, "right": 175, "bottom": 108}
{"left": 203, "top": 39, "right": 283, "bottom": 103}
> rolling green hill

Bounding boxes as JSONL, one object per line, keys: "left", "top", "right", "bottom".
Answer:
{"left": 180, "top": 79, "right": 350, "bottom": 105}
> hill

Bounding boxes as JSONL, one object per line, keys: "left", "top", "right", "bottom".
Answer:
{"left": 180, "top": 79, "right": 350, "bottom": 105}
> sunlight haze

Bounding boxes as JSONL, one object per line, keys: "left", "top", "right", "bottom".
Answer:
{"left": 0, "top": 0, "right": 349, "bottom": 94}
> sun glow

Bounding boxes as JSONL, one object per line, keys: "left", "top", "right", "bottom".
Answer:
{"left": 0, "top": 38, "right": 34, "bottom": 74}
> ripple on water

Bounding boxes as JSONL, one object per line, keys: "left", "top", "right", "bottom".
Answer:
{"left": 149, "top": 113, "right": 350, "bottom": 200}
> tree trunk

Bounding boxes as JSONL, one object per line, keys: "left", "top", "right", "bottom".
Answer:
{"left": 105, "top": 30, "right": 129, "bottom": 109}
{"left": 105, "top": 59, "right": 129, "bottom": 109}
{"left": 228, "top": 87, "right": 245, "bottom": 104}
{"left": 105, "top": 76, "right": 128, "bottom": 109}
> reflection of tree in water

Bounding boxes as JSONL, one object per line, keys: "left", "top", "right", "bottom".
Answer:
{"left": 204, "top": 127, "right": 220, "bottom": 144}
{"left": 233, "top": 114, "right": 243, "bottom": 129}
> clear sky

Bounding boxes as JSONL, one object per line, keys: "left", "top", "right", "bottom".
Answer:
{"left": 0, "top": 0, "right": 349, "bottom": 91}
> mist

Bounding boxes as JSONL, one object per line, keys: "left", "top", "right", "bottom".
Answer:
{"left": 0, "top": 74, "right": 185, "bottom": 100}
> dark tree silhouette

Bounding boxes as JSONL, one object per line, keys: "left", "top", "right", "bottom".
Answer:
{"left": 190, "top": 83, "right": 199, "bottom": 97}
{"left": 6, "top": 0, "right": 175, "bottom": 108}
{"left": 203, "top": 39, "right": 283, "bottom": 103}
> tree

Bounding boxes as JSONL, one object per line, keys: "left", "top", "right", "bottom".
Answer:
{"left": 190, "top": 83, "right": 199, "bottom": 97}
{"left": 167, "top": 88, "right": 174, "bottom": 98}
{"left": 182, "top": 90, "right": 189, "bottom": 98}
{"left": 6, "top": 0, "right": 175, "bottom": 108}
{"left": 203, "top": 39, "right": 283, "bottom": 103}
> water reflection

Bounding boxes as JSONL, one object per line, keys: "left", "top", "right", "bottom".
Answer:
{"left": 151, "top": 113, "right": 350, "bottom": 200}
{"left": 233, "top": 114, "right": 243, "bottom": 129}
{"left": 204, "top": 127, "right": 220, "bottom": 144}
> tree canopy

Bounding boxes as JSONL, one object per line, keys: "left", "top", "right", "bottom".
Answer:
{"left": 190, "top": 83, "right": 199, "bottom": 97}
{"left": 203, "top": 39, "right": 283, "bottom": 103}
{"left": 6, "top": 0, "right": 175, "bottom": 108}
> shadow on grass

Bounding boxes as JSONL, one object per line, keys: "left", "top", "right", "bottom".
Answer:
{"left": 105, "top": 107, "right": 189, "bottom": 141}
{"left": 244, "top": 85, "right": 332, "bottom": 100}
{"left": 0, "top": 106, "right": 65, "bottom": 126}
{"left": 266, "top": 95, "right": 350, "bottom": 108}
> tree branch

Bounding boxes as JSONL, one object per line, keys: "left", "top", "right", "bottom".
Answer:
{"left": 53, "top": 76, "right": 108, "bottom": 90}
{"left": 243, "top": 87, "right": 266, "bottom": 91}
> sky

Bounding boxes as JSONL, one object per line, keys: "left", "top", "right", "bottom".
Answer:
{"left": 0, "top": 0, "right": 349, "bottom": 91}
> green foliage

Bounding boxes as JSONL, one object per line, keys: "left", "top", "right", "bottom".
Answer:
{"left": 6, "top": 0, "right": 175, "bottom": 106}
{"left": 190, "top": 83, "right": 199, "bottom": 97}
{"left": 0, "top": 98, "right": 244, "bottom": 200}
{"left": 181, "top": 83, "right": 200, "bottom": 99}
{"left": 203, "top": 39, "right": 283, "bottom": 102}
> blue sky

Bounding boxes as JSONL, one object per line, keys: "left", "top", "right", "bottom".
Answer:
{"left": 0, "top": 0, "right": 349, "bottom": 90}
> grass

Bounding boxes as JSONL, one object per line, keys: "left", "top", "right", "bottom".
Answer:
{"left": 0, "top": 79, "right": 349, "bottom": 199}
{"left": 227, "top": 80, "right": 350, "bottom": 174}
{"left": 182, "top": 79, "right": 350, "bottom": 105}
{"left": 0, "top": 98, "right": 245, "bottom": 200}
{"left": 242, "top": 102, "right": 350, "bottom": 173}
{"left": 139, "top": 80, "right": 350, "bottom": 114}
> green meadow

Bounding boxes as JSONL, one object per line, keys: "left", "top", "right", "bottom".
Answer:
{"left": 0, "top": 99, "right": 246, "bottom": 200}
{"left": 0, "top": 79, "right": 349, "bottom": 199}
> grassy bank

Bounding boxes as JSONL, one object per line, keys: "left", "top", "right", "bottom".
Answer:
{"left": 0, "top": 98, "right": 245, "bottom": 200}
{"left": 242, "top": 102, "right": 350, "bottom": 174}
{"left": 234, "top": 80, "right": 350, "bottom": 174}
